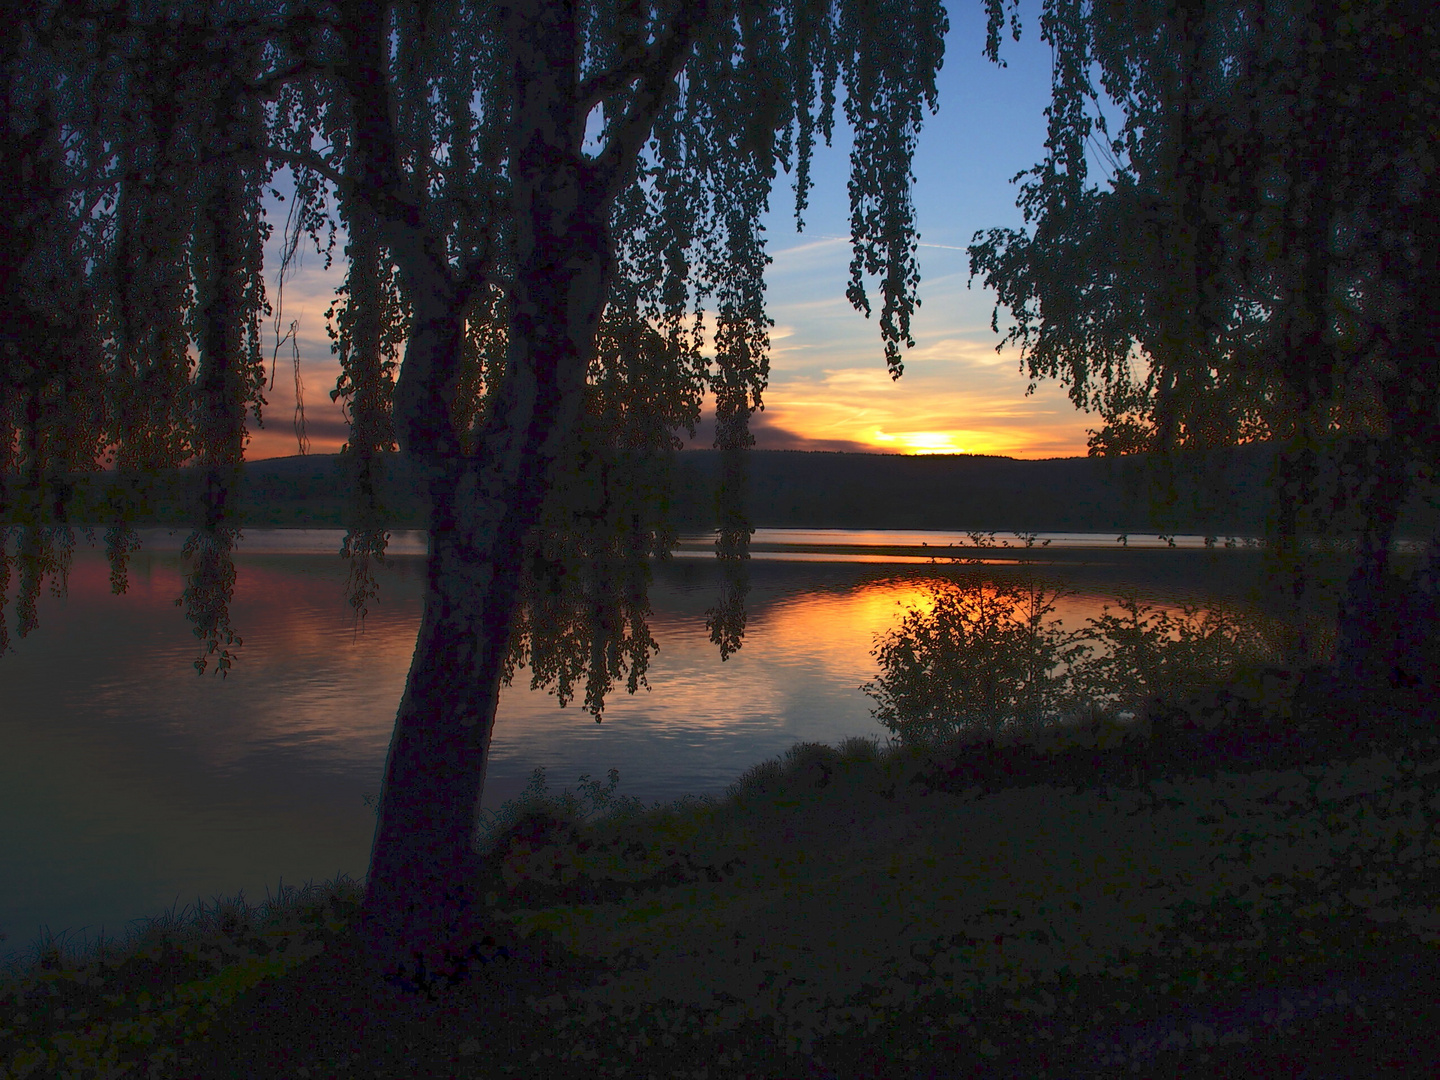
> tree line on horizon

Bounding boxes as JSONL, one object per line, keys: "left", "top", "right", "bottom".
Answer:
{"left": 24, "top": 442, "right": 1440, "bottom": 541}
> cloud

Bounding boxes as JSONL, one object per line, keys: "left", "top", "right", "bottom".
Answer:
{"left": 247, "top": 410, "right": 351, "bottom": 461}
{"left": 679, "top": 406, "right": 875, "bottom": 453}
{"left": 769, "top": 236, "right": 851, "bottom": 263}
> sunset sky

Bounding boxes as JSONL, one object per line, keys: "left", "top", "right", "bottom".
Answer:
{"left": 246, "top": 0, "right": 1103, "bottom": 463}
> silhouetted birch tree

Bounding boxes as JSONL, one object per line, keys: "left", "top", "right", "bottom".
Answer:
{"left": 1, "top": 0, "right": 950, "bottom": 992}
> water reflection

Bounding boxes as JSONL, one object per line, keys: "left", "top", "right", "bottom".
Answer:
{"left": 0, "top": 528, "right": 1285, "bottom": 969}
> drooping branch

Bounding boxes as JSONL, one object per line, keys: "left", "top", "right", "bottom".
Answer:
{"left": 593, "top": 0, "right": 712, "bottom": 204}
{"left": 245, "top": 9, "right": 345, "bottom": 98}
{"left": 246, "top": 60, "right": 318, "bottom": 99}
{"left": 447, "top": 86, "right": 513, "bottom": 303}
{"left": 577, "top": 50, "right": 650, "bottom": 118}
{"left": 264, "top": 144, "right": 354, "bottom": 198}
{"left": 333, "top": 0, "right": 432, "bottom": 244}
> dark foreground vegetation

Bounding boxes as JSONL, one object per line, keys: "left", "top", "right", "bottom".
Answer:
{"left": 3, "top": 667, "right": 1437, "bottom": 1080}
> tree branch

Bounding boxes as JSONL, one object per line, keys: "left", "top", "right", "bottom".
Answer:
{"left": 245, "top": 60, "right": 318, "bottom": 99}
{"left": 333, "top": 0, "right": 428, "bottom": 233}
{"left": 593, "top": 0, "right": 712, "bottom": 203}
{"left": 448, "top": 119, "right": 510, "bottom": 303}
{"left": 263, "top": 145, "right": 353, "bottom": 199}
{"left": 576, "top": 52, "right": 650, "bottom": 119}
{"left": 211, "top": 10, "right": 342, "bottom": 100}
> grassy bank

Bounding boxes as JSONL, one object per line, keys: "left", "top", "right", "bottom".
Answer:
{"left": 2, "top": 669, "right": 1438, "bottom": 1079}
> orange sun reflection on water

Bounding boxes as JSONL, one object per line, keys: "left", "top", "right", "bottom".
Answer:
{"left": 708, "top": 570, "right": 1218, "bottom": 737}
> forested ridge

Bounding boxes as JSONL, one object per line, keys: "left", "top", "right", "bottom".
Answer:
{"left": 19, "top": 442, "right": 1438, "bottom": 539}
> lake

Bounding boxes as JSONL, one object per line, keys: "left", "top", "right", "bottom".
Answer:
{"left": 0, "top": 526, "right": 1347, "bottom": 972}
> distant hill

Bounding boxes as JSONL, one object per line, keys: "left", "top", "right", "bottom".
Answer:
{"left": 12, "top": 443, "right": 1438, "bottom": 539}
{"left": 673, "top": 447, "right": 1272, "bottom": 534}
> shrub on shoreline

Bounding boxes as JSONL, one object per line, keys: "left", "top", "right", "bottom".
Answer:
{"left": 862, "top": 530, "right": 1295, "bottom": 751}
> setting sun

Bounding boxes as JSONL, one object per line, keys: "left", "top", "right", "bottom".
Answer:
{"left": 873, "top": 430, "right": 967, "bottom": 454}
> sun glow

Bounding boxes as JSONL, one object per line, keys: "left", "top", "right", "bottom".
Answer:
{"left": 872, "top": 430, "right": 967, "bottom": 454}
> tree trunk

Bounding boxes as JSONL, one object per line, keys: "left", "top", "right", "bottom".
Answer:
{"left": 1332, "top": 434, "right": 1429, "bottom": 695}
{"left": 1405, "top": 529, "right": 1440, "bottom": 703}
{"left": 354, "top": 449, "right": 532, "bottom": 993}
{"left": 1259, "top": 438, "right": 1320, "bottom": 669}
{"left": 357, "top": 0, "right": 615, "bottom": 994}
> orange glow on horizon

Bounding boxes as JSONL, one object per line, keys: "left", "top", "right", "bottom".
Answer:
{"left": 872, "top": 430, "right": 970, "bottom": 455}
{"left": 241, "top": 352, "right": 1100, "bottom": 463}
{"left": 243, "top": 427, "right": 1091, "bottom": 462}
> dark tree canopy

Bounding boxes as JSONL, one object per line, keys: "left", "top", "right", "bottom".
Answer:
{"left": 2, "top": 0, "right": 949, "bottom": 990}
{"left": 969, "top": 0, "right": 1440, "bottom": 680}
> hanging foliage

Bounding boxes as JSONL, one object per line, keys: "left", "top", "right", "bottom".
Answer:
{"left": 968, "top": 0, "right": 1440, "bottom": 670}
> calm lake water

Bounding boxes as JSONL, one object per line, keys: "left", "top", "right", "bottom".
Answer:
{"left": 0, "top": 526, "right": 1312, "bottom": 971}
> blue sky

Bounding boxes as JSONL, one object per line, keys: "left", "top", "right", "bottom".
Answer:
{"left": 247, "top": 0, "right": 1103, "bottom": 461}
